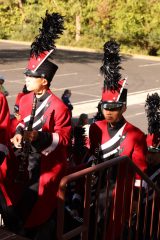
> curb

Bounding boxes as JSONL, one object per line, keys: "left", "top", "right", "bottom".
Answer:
{"left": 0, "top": 39, "right": 31, "bottom": 46}
{"left": 0, "top": 39, "right": 100, "bottom": 53}
{"left": 125, "top": 54, "right": 160, "bottom": 61}
{"left": 0, "top": 39, "right": 160, "bottom": 61}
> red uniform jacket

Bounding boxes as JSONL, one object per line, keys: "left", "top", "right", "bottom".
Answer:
{"left": 0, "top": 93, "right": 17, "bottom": 210}
{"left": 10, "top": 92, "right": 28, "bottom": 138}
{"left": 0, "top": 90, "right": 71, "bottom": 228}
{"left": 89, "top": 119, "right": 147, "bottom": 173}
{"left": 15, "top": 92, "right": 26, "bottom": 106}
{"left": 0, "top": 93, "right": 10, "bottom": 152}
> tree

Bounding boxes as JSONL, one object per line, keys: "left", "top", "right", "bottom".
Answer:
{"left": 0, "top": 0, "right": 159, "bottom": 55}
{"left": 109, "top": 0, "right": 160, "bottom": 55}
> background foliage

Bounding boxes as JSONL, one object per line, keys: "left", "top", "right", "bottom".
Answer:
{"left": 0, "top": 0, "right": 160, "bottom": 55}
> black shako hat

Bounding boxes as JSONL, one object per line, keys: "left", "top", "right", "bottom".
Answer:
{"left": 24, "top": 11, "right": 64, "bottom": 83}
{"left": 100, "top": 40, "right": 127, "bottom": 109}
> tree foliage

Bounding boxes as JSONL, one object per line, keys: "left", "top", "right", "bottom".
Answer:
{"left": 0, "top": 0, "right": 160, "bottom": 55}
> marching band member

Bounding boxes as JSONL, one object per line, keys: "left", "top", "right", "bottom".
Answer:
{"left": 143, "top": 92, "right": 160, "bottom": 239}
{"left": 0, "top": 93, "right": 10, "bottom": 165}
{"left": 89, "top": 40, "right": 147, "bottom": 239}
{"left": 0, "top": 11, "right": 71, "bottom": 240}
{"left": 145, "top": 92, "right": 160, "bottom": 180}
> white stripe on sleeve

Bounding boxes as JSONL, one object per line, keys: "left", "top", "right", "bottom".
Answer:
{"left": 42, "top": 133, "right": 59, "bottom": 156}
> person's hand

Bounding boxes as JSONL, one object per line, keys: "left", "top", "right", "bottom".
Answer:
{"left": 14, "top": 112, "right": 21, "bottom": 121}
{"left": 23, "top": 130, "right": 38, "bottom": 142}
{"left": 10, "top": 134, "right": 23, "bottom": 148}
{"left": 70, "top": 209, "right": 79, "bottom": 218}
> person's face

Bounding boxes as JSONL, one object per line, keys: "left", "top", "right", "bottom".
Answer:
{"left": 102, "top": 105, "right": 126, "bottom": 124}
{"left": 25, "top": 76, "right": 47, "bottom": 93}
{"left": 68, "top": 91, "right": 71, "bottom": 97}
{"left": 84, "top": 117, "right": 89, "bottom": 125}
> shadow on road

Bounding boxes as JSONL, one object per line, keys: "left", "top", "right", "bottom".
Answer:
{"left": 0, "top": 47, "right": 130, "bottom": 64}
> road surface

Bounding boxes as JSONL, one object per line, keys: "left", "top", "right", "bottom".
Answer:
{"left": 0, "top": 40, "right": 160, "bottom": 133}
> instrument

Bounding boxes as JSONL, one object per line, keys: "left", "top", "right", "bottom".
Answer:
{"left": 15, "top": 94, "right": 37, "bottom": 183}
{"left": 93, "top": 143, "right": 103, "bottom": 165}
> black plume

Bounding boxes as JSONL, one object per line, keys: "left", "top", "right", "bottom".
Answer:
{"left": 30, "top": 11, "right": 64, "bottom": 58}
{"left": 73, "top": 126, "right": 87, "bottom": 157}
{"left": 93, "top": 101, "right": 105, "bottom": 122}
{"left": 100, "top": 40, "right": 122, "bottom": 90}
{"left": 145, "top": 93, "right": 160, "bottom": 134}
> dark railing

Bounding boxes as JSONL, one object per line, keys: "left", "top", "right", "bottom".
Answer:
{"left": 0, "top": 226, "right": 29, "bottom": 239}
{"left": 57, "top": 156, "right": 160, "bottom": 240}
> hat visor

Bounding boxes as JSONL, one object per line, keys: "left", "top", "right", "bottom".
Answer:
{"left": 148, "top": 146, "right": 160, "bottom": 153}
{"left": 24, "top": 69, "right": 45, "bottom": 78}
{"left": 102, "top": 102, "right": 123, "bottom": 110}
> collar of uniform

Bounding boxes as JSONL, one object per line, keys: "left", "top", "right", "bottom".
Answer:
{"left": 107, "top": 117, "right": 126, "bottom": 131}
{"left": 37, "top": 91, "right": 50, "bottom": 102}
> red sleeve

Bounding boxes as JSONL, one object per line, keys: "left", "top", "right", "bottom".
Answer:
{"left": 15, "top": 92, "right": 25, "bottom": 106}
{"left": 41, "top": 99, "right": 72, "bottom": 156}
{"left": 53, "top": 102, "right": 71, "bottom": 147}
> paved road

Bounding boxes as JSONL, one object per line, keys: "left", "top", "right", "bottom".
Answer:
{"left": 0, "top": 40, "right": 160, "bottom": 133}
